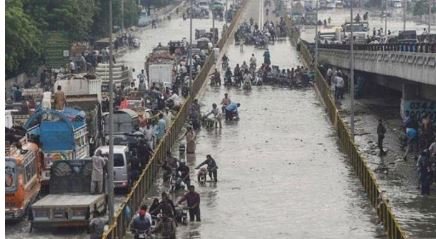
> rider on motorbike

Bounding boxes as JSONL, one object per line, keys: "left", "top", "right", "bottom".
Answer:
{"left": 263, "top": 49, "right": 271, "bottom": 65}
{"left": 195, "top": 155, "right": 219, "bottom": 182}
{"left": 131, "top": 208, "right": 152, "bottom": 239}
{"left": 222, "top": 54, "right": 229, "bottom": 69}
{"left": 224, "top": 67, "right": 233, "bottom": 85}
{"left": 152, "top": 214, "right": 176, "bottom": 239}
{"left": 205, "top": 103, "right": 223, "bottom": 128}
{"left": 224, "top": 102, "right": 240, "bottom": 121}
{"left": 177, "top": 161, "right": 191, "bottom": 187}
{"left": 243, "top": 70, "right": 253, "bottom": 89}
{"left": 211, "top": 68, "right": 221, "bottom": 86}
{"left": 150, "top": 192, "right": 176, "bottom": 219}
{"left": 241, "top": 61, "right": 248, "bottom": 72}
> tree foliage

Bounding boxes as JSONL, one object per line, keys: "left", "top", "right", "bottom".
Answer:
{"left": 6, "top": 0, "right": 142, "bottom": 77}
{"left": 412, "top": 0, "right": 436, "bottom": 16}
{"left": 5, "top": 0, "right": 42, "bottom": 76}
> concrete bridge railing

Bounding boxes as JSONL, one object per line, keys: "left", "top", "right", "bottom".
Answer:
{"left": 318, "top": 48, "right": 436, "bottom": 86}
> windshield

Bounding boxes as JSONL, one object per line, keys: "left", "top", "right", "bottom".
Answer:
{"left": 114, "top": 153, "right": 125, "bottom": 167}
{"left": 5, "top": 159, "right": 17, "bottom": 193}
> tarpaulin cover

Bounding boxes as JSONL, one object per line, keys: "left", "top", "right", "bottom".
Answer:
{"left": 40, "top": 121, "right": 74, "bottom": 151}
{"left": 49, "top": 160, "right": 93, "bottom": 194}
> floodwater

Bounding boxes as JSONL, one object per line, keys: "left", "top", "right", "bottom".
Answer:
{"left": 138, "top": 0, "right": 386, "bottom": 238}
{"left": 5, "top": 6, "right": 225, "bottom": 239}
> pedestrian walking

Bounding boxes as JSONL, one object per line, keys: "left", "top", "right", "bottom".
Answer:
{"left": 420, "top": 165, "right": 433, "bottom": 195}
{"left": 155, "top": 113, "right": 167, "bottom": 144}
{"left": 89, "top": 211, "right": 107, "bottom": 239}
{"left": 185, "top": 127, "right": 196, "bottom": 154}
{"left": 91, "top": 150, "right": 107, "bottom": 194}
{"left": 377, "top": 119, "right": 387, "bottom": 156}
{"left": 403, "top": 126, "right": 418, "bottom": 161}
{"left": 177, "top": 185, "right": 201, "bottom": 222}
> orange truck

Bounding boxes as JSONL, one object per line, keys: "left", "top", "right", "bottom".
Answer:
{"left": 5, "top": 135, "right": 42, "bottom": 221}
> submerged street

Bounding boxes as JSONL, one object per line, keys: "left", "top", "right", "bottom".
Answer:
{"left": 5, "top": 0, "right": 435, "bottom": 238}
{"left": 134, "top": 0, "right": 385, "bottom": 238}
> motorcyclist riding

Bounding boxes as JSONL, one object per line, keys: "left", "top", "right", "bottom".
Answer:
{"left": 234, "top": 64, "right": 242, "bottom": 86}
{"left": 210, "top": 68, "right": 221, "bottom": 86}
{"left": 263, "top": 49, "right": 271, "bottom": 65}
{"left": 195, "top": 155, "right": 218, "bottom": 182}
{"left": 224, "top": 67, "right": 233, "bottom": 85}
{"left": 224, "top": 102, "right": 240, "bottom": 121}
{"left": 242, "top": 70, "right": 252, "bottom": 90}
{"left": 177, "top": 161, "right": 191, "bottom": 187}
{"left": 205, "top": 103, "right": 222, "bottom": 128}
{"left": 222, "top": 54, "right": 229, "bottom": 69}
{"left": 131, "top": 208, "right": 152, "bottom": 239}
{"left": 221, "top": 93, "right": 231, "bottom": 113}
{"left": 241, "top": 61, "right": 248, "bottom": 72}
{"left": 152, "top": 214, "right": 176, "bottom": 239}
{"left": 150, "top": 192, "right": 176, "bottom": 219}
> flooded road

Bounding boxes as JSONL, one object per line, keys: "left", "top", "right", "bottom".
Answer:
{"left": 5, "top": 5, "right": 225, "bottom": 239}
{"left": 141, "top": 0, "right": 385, "bottom": 238}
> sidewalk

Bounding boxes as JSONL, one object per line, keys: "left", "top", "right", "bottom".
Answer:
{"left": 336, "top": 94, "right": 436, "bottom": 239}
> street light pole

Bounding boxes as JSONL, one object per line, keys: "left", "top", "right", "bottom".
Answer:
{"left": 385, "top": 0, "right": 388, "bottom": 35}
{"left": 315, "top": 0, "right": 319, "bottom": 66}
{"left": 403, "top": 0, "right": 406, "bottom": 31}
{"left": 350, "top": 0, "right": 355, "bottom": 139}
{"left": 121, "top": 0, "right": 125, "bottom": 32}
{"left": 108, "top": 0, "right": 115, "bottom": 224}
{"left": 429, "top": 0, "right": 432, "bottom": 33}
{"left": 189, "top": 0, "right": 193, "bottom": 90}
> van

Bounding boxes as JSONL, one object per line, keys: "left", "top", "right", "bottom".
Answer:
{"left": 95, "top": 145, "right": 131, "bottom": 191}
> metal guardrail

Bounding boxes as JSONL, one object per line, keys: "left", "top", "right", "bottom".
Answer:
{"left": 291, "top": 18, "right": 408, "bottom": 239}
{"left": 319, "top": 42, "right": 436, "bottom": 53}
{"left": 101, "top": 1, "right": 247, "bottom": 238}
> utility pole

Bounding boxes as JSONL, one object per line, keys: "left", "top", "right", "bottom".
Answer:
{"left": 189, "top": 0, "right": 193, "bottom": 90}
{"left": 350, "top": 0, "right": 355, "bottom": 139}
{"left": 403, "top": 0, "right": 406, "bottom": 31}
{"left": 226, "top": 0, "right": 229, "bottom": 26}
{"left": 108, "top": 0, "right": 115, "bottom": 224}
{"left": 121, "top": 0, "right": 125, "bottom": 32}
{"left": 429, "top": 0, "right": 432, "bottom": 33}
{"left": 315, "top": 0, "right": 319, "bottom": 66}
{"left": 385, "top": 0, "right": 388, "bottom": 35}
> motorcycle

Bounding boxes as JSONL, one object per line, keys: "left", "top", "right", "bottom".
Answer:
{"left": 132, "top": 229, "right": 151, "bottom": 239}
{"left": 222, "top": 60, "right": 229, "bottom": 71}
{"left": 243, "top": 80, "right": 252, "bottom": 90}
{"left": 210, "top": 74, "right": 221, "bottom": 86}
{"left": 197, "top": 167, "right": 208, "bottom": 184}
{"left": 175, "top": 206, "right": 188, "bottom": 225}
{"left": 169, "top": 171, "right": 185, "bottom": 192}
{"left": 201, "top": 115, "right": 215, "bottom": 129}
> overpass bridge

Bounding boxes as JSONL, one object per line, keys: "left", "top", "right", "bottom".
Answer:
{"left": 317, "top": 42, "right": 436, "bottom": 86}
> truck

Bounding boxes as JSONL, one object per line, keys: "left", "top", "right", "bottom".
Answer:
{"left": 31, "top": 159, "right": 106, "bottom": 228}
{"left": 5, "top": 127, "right": 42, "bottom": 221}
{"left": 145, "top": 48, "right": 176, "bottom": 89}
{"left": 24, "top": 108, "right": 90, "bottom": 186}
{"left": 54, "top": 73, "right": 103, "bottom": 103}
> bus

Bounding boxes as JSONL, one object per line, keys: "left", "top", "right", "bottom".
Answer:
{"left": 5, "top": 128, "right": 42, "bottom": 220}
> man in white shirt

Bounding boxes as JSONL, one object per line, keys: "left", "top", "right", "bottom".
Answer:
{"left": 69, "top": 60, "right": 76, "bottom": 74}
{"left": 429, "top": 139, "right": 436, "bottom": 161}
{"left": 334, "top": 73, "right": 344, "bottom": 100}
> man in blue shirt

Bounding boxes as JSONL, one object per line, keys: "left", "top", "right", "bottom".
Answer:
{"left": 155, "top": 113, "right": 166, "bottom": 143}
{"left": 225, "top": 102, "right": 240, "bottom": 121}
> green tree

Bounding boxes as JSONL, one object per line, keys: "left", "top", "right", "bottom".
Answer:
{"left": 5, "top": 0, "right": 42, "bottom": 77}
{"left": 413, "top": 0, "right": 436, "bottom": 16}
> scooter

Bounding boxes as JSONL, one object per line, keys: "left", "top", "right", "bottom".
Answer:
{"left": 197, "top": 167, "right": 208, "bottom": 184}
